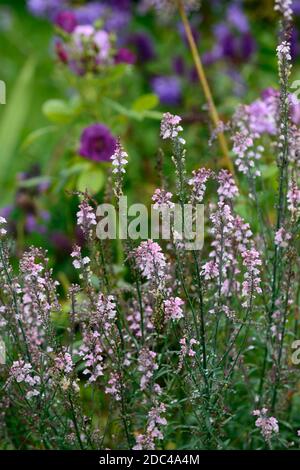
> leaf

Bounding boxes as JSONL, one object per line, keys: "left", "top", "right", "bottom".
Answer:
{"left": 132, "top": 93, "right": 159, "bottom": 112}
{"left": 21, "top": 125, "right": 58, "bottom": 150}
{"left": 18, "top": 175, "right": 51, "bottom": 189}
{"left": 77, "top": 168, "right": 105, "bottom": 194}
{"left": 42, "top": 97, "right": 81, "bottom": 124}
{"left": 0, "top": 57, "right": 36, "bottom": 194}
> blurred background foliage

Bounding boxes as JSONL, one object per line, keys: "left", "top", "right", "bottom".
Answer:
{"left": 0, "top": 0, "right": 299, "bottom": 277}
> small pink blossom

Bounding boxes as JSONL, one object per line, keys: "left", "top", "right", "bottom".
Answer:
{"left": 275, "top": 227, "right": 291, "bottom": 248}
{"left": 160, "top": 112, "right": 185, "bottom": 144}
{"left": 253, "top": 408, "right": 279, "bottom": 440}
{"left": 164, "top": 297, "right": 184, "bottom": 321}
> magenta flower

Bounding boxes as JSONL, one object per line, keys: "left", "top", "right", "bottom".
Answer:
{"left": 79, "top": 124, "right": 117, "bottom": 162}
{"left": 54, "top": 10, "right": 77, "bottom": 33}
{"left": 114, "top": 48, "right": 136, "bottom": 65}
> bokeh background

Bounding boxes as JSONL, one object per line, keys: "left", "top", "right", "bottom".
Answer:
{"left": 0, "top": 0, "right": 299, "bottom": 278}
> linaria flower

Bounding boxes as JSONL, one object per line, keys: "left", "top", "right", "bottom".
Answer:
{"left": 217, "top": 170, "right": 239, "bottom": 201}
{"left": 253, "top": 408, "right": 279, "bottom": 441}
{"left": 0, "top": 216, "right": 7, "bottom": 238}
{"left": 275, "top": 0, "right": 293, "bottom": 22}
{"left": 178, "top": 337, "right": 199, "bottom": 370}
{"left": 188, "top": 168, "right": 213, "bottom": 203}
{"left": 152, "top": 189, "right": 174, "bottom": 209}
{"left": 164, "top": 297, "right": 184, "bottom": 321}
{"left": 275, "top": 227, "right": 292, "bottom": 248}
{"left": 76, "top": 200, "right": 97, "bottom": 239}
{"left": 138, "top": 347, "right": 158, "bottom": 391}
{"left": 8, "top": 360, "right": 40, "bottom": 399}
{"left": 241, "top": 248, "right": 262, "bottom": 301}
{"left": 133, "top": 402, "right": 167, "bottom": 450}
{"left": 135, "top": 240, "right": 166, "bottom": 281}
{"left": 111, "top": 141, "right": 128, "bottom": 174}
{"left": 105, "top": 372, "right": 121, "bottom": 401}
{"left": 160, "top": 113, "right": 185, "bottom": 143}
{"left": 287, "top": 182, "right": 300, "bottom": 217}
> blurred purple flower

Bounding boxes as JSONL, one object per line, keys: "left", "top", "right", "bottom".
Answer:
{"left": 227, "top": 4, "right": 249, "bottom": 33}
{"left": 151, "top": 76, "right": 182, "bottom": 106}
{"left": 25, "top": 214, "right": 46, "bottom": 235}
{"left": 115, "top": 48, "right": 136, "bottom": 65}
{"left": 27, "top": 0, "right": 65, "bottom": 18}
{"left": 75, "top": 2, "right": 130, "bottom": 32}
{"left": 173, "top": 56, "right": 186, "bottom": 76}
{"left": 0, "top": 205, "right": 13, "bottom": 220}
{"left": 293, "top": 1, "right": 300, "bottom": 14}
{"left": 127, "top": 33, "right": 155, "bottom": 63}
{"left": 74, "top": 3, "right": 105, "bottom": 25}
{"left": 51, "top": 232, "right": 73, "bottom": 254}
{"left": 55, "top": 10, "right": 77, "bottom": 33}
{"left": 79, "top": 124, "right": 117, "bottom": 162}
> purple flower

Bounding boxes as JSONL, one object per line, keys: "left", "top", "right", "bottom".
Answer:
{"left": 114, "top": 48, "right": 136, "bottom": 65}
{"left": 74, "top": 3, "right": 105, "bottom": 25}
{"left": 75, "top": 2, "right": 130, "bottom": 32}
{"left": 151, "top": 76, "right": 182, "bottom": 106}
{"left": 293, "top": 0, "right": 300, "bottom": 14}
{"left": 227, "top": 4, "right": 249, "bottom": 33}
{"left": 27, "top": 0, "right": 65, "bottom": 19}
{"left": 54, "top": 11, "right": 77, "bottom": 33}
{"left": 79, "top": 124, "right": 117, "bottom": 162}
{"left": 127, "top": 33, "right": 155, "bottom": 63}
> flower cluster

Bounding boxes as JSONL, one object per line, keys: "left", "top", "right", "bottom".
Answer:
{"left": 164, "top": 297, "right": 184, "bottom": 321}
{"left": 217, "top": 170, "right": 239, "bottom": 201}
{"left": 188, "top": 168, "right": 213, "bottom": 203}
{"left": 160, "top": 113, "right": 185, "bottom": 144}
{"left": 275, "top": 227, "right": 292, "bottom": 248}
{"left": 287, "top": 182, "right": 300, "bottom": 217}
{"left": 79, "top": 330, "right": 104, "bottom": 385}
{"left": 138, "top": 347, "right": 158, "bottom": 391}
{"left": 274, "top": 0, "right": 293, "bottom": 22}
{"left": 77, "top": 199, "right": 97, "bottom": 239}
{"left": 253, "top": 409, "right": 279, "bottom": 441}
{"left": 111, "top": 140, "right": 128, "bottom": 175}
{"left": 152, "top": 189, "right": 174, "bottom": 209}
{"left": 241, "top": 248, "right": 262, "bottom": 302}
{"left": 0, "top": 217, "right": 7, "bottom": 238}
{"left": 8, "top": 360, "right": 40, "bottom": 399}
{"left": 133, "top": 402, "right": 167, "bottom": 450}
{"left": 135, "top": 240, "right": 167, "bottom": 282}
{"left": 178, "top": 337, "right": 199, "bottom": 370}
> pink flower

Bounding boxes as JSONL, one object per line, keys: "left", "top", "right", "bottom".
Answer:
{"left": 188, "top": 168, "right": 213, "bottom": 203}
{"left": 275, "top": 227, "right": 291, "bottom": 248}
{"left": 160, "top": 113, "right": 185, "bottom": 144}
{"left": 217, "top": 170, "right": 239, "bottom": 201}
{"left": 111, "top": 140, "right": 128, "bottom": 174}
{"left": 138, "top": 347, "right": 158, "bottom": 391}
{"left": 164, "top": 297, "right": 184, "bottom": 321}
{"left": 242, "top": 248, "right": 262, "bottom": 301}
{"left": 76, "top": 200, "right": 96, "bottom": 239}
{"left": 105, "top": 372, "right": 121, "bottom": 401}
{"left": 152, "top": 189, "right": 174, "bottom": 209}
{"left": 135, "top": 240, "right": 166, "bottom": 281}
{"left": 178, "top": 337, "right": 199, "bottom": 370}
{"left": 252, "top": 408, "right": 279, "bottom": 440}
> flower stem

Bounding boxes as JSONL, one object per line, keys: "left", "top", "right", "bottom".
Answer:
{"left": 177, "top": 0, "right": 235, "bottom": 175}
